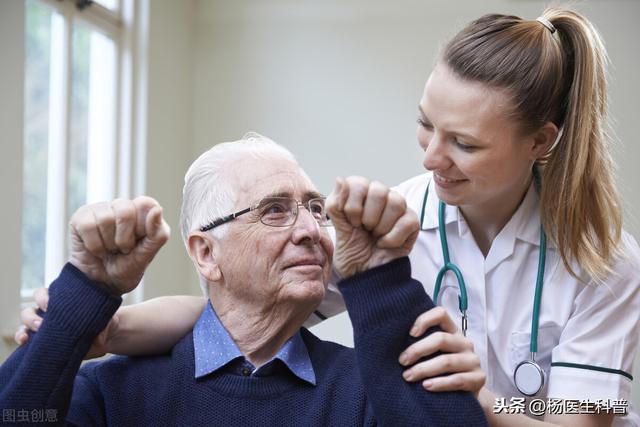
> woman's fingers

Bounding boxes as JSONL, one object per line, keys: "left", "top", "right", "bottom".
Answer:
{"left": 401, "top": 307, "right": 486, "bottom": 397}
{"left": 34, "top": 287, "right": 49, "bottom": 312}
{"left": 15, "top": 287, "right": 50, "bottom": 346}
{"left": 410, "top": 306, "right": 459, "bottom": 337}
{"left": 14, "top": 325, "right": 29, "bottom": 346}
{"left": 422, "top": 370, "right": 487, "bottom": 395}
{"left": 402, "top": 352, "right": 480, "bottom": 381}
{"left": 400, "top": 330, "right": 473, "bottom": 366}
{"left": 20, "top": 306, "right": 43, "bottom": 332}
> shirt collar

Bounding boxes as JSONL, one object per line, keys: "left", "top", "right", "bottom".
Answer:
{"left": 513, "top": 181, "right": 544, "bottom": 247}
{"left": 193, "top": 301, "right": 316, "bottom": 385}
{"left": 419, "top": 174, "right": 468, "bottom": 235}
{"left": 418, "top": 174, "right": 549, "bottom": 248}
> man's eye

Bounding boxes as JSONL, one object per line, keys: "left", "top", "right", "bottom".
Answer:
{"left": 262, "top": 202, "right": 289, "bottom": 216}
{"left": 309, "top": 203, "right": 324, "bottom": 216}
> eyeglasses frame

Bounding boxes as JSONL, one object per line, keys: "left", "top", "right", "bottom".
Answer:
{"left": 199, "top": 196, "right": 330, "bottom": 232}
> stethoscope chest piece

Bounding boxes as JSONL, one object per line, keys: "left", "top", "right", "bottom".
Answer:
{"left": 514, "top": 359, "right": 546, "bottom": 396}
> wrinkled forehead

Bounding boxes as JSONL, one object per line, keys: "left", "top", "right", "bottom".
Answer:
{"left": 231, "top": 157, "right": 320, "bottom": 206}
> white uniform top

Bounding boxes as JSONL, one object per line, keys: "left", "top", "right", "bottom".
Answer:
{"left": 314, "top": 172, "right": 640, "bottom": 425}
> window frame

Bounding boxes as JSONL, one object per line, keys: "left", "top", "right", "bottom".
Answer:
{"left": 19, "top": 0, "right": 148, "bottom": 309}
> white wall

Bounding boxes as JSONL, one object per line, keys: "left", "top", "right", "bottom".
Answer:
{"left": 142, "top": 0, "right": 200, "bottom": 299}
{"left": 190, "top": 0, "right": 640, "bottom": 240}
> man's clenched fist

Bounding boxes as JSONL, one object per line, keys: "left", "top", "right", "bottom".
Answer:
{"left": 68, "top": 196, "right": 170, "bottom": 296}
{"left": 326, "top": 176, "right": 419, "bottom": 279}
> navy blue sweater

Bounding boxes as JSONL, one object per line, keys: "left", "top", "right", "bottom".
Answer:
{"left": 0, "top": 257, "right": 487, "bottom": 426}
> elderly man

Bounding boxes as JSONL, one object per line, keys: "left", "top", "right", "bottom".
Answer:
{"left": 0, "top": 134, "right": 486, "bottom": 426}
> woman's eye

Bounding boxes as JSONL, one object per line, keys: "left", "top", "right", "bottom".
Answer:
{"left": 417, "top": 118, "right": 433, "bottom": 131}
{"left": 455, "top": 139, "right": 475, "bottom": 151}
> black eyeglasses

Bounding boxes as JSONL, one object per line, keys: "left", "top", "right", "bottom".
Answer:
{"left": 199, "top": 196, "right": 331, "bottom": 232}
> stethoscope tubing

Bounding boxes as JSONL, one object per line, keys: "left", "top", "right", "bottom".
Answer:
{"left": 419, "top": 169, "right": 548, "bottom": 395}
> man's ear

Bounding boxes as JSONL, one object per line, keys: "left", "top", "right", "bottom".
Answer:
{"left": 529, "top": 121, "right": 559, "bottom": 160}
{"left": 187, "top": 233, "right": 222, "bottom": 282}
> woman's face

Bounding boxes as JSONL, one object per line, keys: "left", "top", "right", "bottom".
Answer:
{"left": 417, "top": 63, "right": 538, "bottom": 211}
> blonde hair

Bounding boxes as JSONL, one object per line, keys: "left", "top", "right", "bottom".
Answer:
{"left": 442, "top": 6, "right": 622, "bottom": 282}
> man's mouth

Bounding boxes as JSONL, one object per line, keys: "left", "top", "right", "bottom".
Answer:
{"left": 284, "top": 257, "right": 325, "bottom": 270}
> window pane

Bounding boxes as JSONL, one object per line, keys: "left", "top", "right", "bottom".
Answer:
{"left": 68, "top": 24, "right": 117, "bottom": 219}
{"left": 22, "top": 0, "right": 52, "bottom": 293}
{"left": 68, "top": 25, "right": 89, "bottom": 217}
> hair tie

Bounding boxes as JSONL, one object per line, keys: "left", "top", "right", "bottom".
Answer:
{"left": 536, "top": 16, "right": 556, "bottom": 34}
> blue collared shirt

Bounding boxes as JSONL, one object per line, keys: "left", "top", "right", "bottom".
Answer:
{"left": 193, "top": 301, "right": 316, "bottom": 385}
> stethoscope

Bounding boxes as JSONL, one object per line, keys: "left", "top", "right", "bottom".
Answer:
{"left": 418, "top": 170, "right": 548, "bottom": 397}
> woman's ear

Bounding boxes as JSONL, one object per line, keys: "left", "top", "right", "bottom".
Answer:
{"left": 530, "top": 121, "right": 559, "bottom": 160}
{"left": 187, "top": 233, "right": 222, "bottom": 282}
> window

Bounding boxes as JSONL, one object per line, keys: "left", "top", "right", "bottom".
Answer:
{"left": 22, "top": 0, "right": 147, "bottom": 305}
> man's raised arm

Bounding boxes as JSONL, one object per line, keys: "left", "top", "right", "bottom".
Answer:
{"left": 0, "top": 197, "right": 169, "bottom": 423}
{"left": 326, "top": 176, "right": 487, "bottom": 426}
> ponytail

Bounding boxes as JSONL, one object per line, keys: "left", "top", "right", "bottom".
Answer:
{"left": 540, "top": 7, "right": 622, "bottom": 282}
{"left": 442, "top": 6, "right": 622, "bottom": 282}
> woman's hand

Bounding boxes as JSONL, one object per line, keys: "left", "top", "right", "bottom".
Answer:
{"left": 14, "top": 287, "right": 48, "bottom": 346}
{"left": 399, "top": 306, "right": 486, "bottom": 398}
{"left": 15, "top": 287, "right": 118, "bottom": 360}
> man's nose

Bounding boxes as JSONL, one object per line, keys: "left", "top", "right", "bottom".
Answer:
{"left": 291, "top": 206, "right": 321, "bottom": 245}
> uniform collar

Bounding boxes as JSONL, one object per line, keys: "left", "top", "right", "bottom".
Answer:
{"left": 419, "top": 175, "right": 548, "bottom": 248}
{"left": 193, "top": 300, "right": 316, "bottom": 385}
{"left": 513, "top": 182, "right": 544, "bottom": 247}
{"left": 419, "top": 174, "right": 461, "bottom": 232}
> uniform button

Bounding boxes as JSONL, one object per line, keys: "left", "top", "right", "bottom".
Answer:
{"left": 241, "top": 367, "right": 252, "bottom": 376}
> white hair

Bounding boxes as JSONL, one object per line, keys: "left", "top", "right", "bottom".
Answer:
{"left": 180, "top": 132, "right": 298, "bottom": 296}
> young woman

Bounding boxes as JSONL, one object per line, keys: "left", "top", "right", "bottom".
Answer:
{"left": 18, "top": 6, "right": 640, "bottom": 426}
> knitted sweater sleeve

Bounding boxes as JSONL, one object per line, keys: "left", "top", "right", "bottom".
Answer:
{"left": 338, "top": 256, "right": 488, "bottom": 427}
{"left": 0, "top": 263, "right": 121, "bottom": 425}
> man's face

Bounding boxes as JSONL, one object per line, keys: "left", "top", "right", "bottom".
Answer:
{"left": 212, "top": 157, "right": 334, "bottom": 313}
